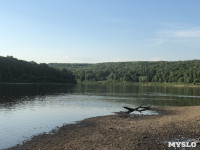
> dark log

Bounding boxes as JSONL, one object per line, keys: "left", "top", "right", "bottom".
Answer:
{"left": 123, "top": 106, "right": 151, "bottom": 114}
{"left": 123, "top": 106, "right": 136, "bottom": 113}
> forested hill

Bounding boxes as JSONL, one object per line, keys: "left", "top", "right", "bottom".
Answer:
{"left": 0, "top": 56, "right": 76, "bottom": 83}
{"left": 49, "top": 60, "right": 200, "bottom": 84}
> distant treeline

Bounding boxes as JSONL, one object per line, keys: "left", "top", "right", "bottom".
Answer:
{"left": 0, "top": 56, "right": 76, "bottom": 83}
{"left": 49, "top": 60, "right": 200, "bottom": 84}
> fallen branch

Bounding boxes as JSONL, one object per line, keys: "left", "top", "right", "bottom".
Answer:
{"left": 123, "top": 105, "right": 151, "bottom": 114}
{"left": 114, "top": 105, "right": 151, "bottom": 117}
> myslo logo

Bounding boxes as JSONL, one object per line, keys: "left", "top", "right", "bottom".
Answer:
{"left": 168, "top": 142, "right": 196, "bottom": 148}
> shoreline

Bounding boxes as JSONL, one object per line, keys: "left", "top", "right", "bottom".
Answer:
{"left": 7, "top": 106, "right": 200, "bottom": 150}
{"left": 78, "top": 82, "right": 200, "bottom": 88}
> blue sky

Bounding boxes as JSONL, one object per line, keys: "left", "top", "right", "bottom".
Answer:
{"left": 0, "top": 0, "right": 200, "bottom": 63}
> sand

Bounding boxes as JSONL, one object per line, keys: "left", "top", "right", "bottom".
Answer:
{"left": 7, "top": 106, "right": 200, "bottom": 150}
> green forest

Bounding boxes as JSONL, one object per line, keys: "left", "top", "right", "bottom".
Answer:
{"left": 49, "top": 60, "right": 200, "bottom": 84}
{"left": 1, "top": 56, "right": 200, "bottom": 84}
{"left": 0, "top": 56, "right": 76, "bottom": 83}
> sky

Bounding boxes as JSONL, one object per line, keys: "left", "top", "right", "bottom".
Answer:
{"left": 0, "top": 0, "right": 200, "bottom": 63}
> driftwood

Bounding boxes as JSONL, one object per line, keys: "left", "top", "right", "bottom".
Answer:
{"left": 115, "top": 105, "right": 151, "bottom": 117}
{"left": 123, "top": 106, "right": 151, "bottom": 114}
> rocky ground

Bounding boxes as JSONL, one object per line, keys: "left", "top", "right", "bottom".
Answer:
{"left": 7, "top": 106, "right": 200, "bottom": 150}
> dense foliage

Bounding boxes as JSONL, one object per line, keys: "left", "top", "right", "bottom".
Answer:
{"left": 0, "top": 56, "right": 76, "bottom": 83}
{"left": 49, "top": 60, "right": 200, "bottom": 84}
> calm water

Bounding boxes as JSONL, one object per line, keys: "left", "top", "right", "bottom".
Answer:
{"left": 0, "top": 84, "right": 200, "bottom": 149}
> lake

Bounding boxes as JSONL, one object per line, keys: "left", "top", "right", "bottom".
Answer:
{"left": 0, "top": 83, "right": 200, "bottom": 149}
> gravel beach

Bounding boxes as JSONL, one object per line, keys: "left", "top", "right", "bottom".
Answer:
{"left": 7, "top": 106, "right": 200, "bottom": 150}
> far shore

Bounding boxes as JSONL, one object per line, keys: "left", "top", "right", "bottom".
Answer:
{"left": 78, "top": 81, "right": 200, "bottom": 88}
{"left": 7, "top": 106, "right": 200, "bottom": 150}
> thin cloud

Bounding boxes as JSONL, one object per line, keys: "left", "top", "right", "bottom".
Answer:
{"left": 149, "top": 26, "right": 200, "bottom": 46}
{"left": 174, "top": 29, "right": 200, "bottom": 38}
{"left": 160, "top": 22, "right": 192, "bottom": 29}
{"left": 158, "top": 28, "right": 200, "bottom": 38}
{"left": 150, "top": 39, "right": 165, "bottom": 45}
